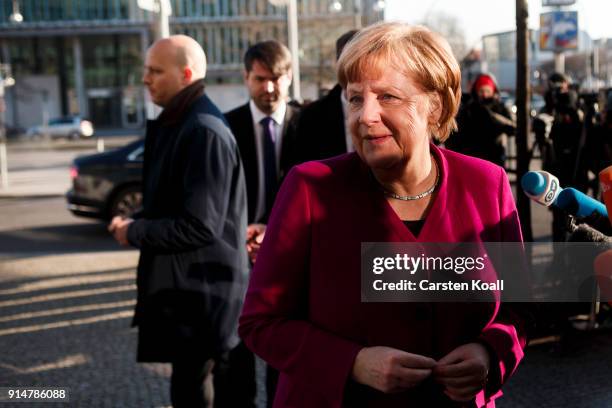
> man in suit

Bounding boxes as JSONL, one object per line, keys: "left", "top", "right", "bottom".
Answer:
{"left": 224, "top": 40, "right": 300, "bottom": 260}
{"left": 294, "top": 30, "right": 358, "bottom": 163}
{"left": 216, "top": 40, "right": 299, "bottom": 408}
{"left": 108, "top": 35, "right": 248, "bottom": 408}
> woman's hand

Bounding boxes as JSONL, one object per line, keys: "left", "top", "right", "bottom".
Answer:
{"left": 351, "top": 346, "right": 436, "bottom": 393}
{"left": 433, "top": 342, "right": 491, "bottom": 402}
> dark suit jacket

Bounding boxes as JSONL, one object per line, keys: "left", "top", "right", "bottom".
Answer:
{"left": 294, "top": 84, "right": 348, "bottom": 163}
{"left": 225, "top": 102, "right": 300, "bottom": 223}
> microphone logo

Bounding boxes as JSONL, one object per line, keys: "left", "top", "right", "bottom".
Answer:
{"left": 545, "top": 180, "right": 559, "bottom": 204}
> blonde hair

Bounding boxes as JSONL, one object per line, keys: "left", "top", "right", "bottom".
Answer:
{"left": 337, "top": 22, "right": 461, "bottom": 142}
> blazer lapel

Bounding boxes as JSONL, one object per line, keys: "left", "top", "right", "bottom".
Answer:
{"left": 415, "top": 144, "right": 452, "bottom": 242}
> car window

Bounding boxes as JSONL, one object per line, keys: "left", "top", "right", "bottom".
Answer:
{"left": 48, "top": 118, "right": 62, "bottom": 125}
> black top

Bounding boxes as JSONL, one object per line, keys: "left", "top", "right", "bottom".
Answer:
{"left": 403, "top": 219, "right": 425, "bottom": 237}
{"left": 294, "top": 84, "right": 349, "bottom": 163}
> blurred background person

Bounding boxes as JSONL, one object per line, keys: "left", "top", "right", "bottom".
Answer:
{"left": 240, "top": 22, "right": 527, "bottom": 408}
{"left": 293, "top": 29, "right": 359, "bottom": 163}
{"left": 533, "top": 72, "right": 585, "bottom": 242}
{"left": 583, "top": 92, "right": 612, "bottom": 197}
{"left": 446, "top": 73, "right": 515, "bottom": 168}
{"left": 109, "top": 35, "right": 248, "bottom": 408}
{"left": 216, "top": 40, "right": 300, "bottom": 408}
{"left": 225, "top": 40, "right": 300, "bottom": 253}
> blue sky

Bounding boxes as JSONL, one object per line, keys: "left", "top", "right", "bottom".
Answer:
{"left": 385, "top": 0, "right": 612, "bottom": 47}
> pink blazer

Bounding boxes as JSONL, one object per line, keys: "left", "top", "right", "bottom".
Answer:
{"left": 239, "top": 145, "right": 527, "bottom": 408}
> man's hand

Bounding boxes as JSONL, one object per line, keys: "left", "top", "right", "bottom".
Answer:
{"left": 108, "top": 216, "right": 134, "bottom": 247}
{"left": 433, "top": 342, "right": 491, "bottom": 402}
{"left": 351, "top": 346, "right": 436, "bottom": 393}
{"left": 246, "top": 223, "right": 266, "bottom": 264}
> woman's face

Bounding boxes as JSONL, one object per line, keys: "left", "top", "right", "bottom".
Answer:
{"left": 346, "top": 66, "right": 436, "bottom": 170}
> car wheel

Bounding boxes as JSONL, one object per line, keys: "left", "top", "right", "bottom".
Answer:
{"left": 109, "top": 186, "right": 142, "bottom": 219}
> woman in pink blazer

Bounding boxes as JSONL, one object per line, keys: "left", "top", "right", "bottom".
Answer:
{"left": 240, "top": 22, "right": 527, "bottom": 408}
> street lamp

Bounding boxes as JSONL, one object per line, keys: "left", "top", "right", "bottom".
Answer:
{"left": 268, "top": 0, "right": 301, "bottom": 102}
{"left": 329, "top": 0, "right": 363, "bottom": 29}
{"left": 0, "top": 64, "right": 15, "bottom": 189}
{"left": 329, "top": 1, "right": 342, "bottom": 13}
{"left": 373, "top": 0, "right": 386, "bottom": 12}
{"left": 137, "top": 0, "right": 172, "bottom": 119}
{"left": 339, "top": 0, "right": 383, "bottom": 26}
{"left": 137, "top": 0, "right": 172, "bottom": 40}
{"left": 9, "top": 0, "right": 23, "bottom": 23}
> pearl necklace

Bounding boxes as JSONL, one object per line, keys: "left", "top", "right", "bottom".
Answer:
{"left": 379, "top": 158, "right": 439, "bottom": 201}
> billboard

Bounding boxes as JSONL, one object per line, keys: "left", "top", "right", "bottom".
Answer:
{"left": 540, "top": 11, "right": 578, "bottom": 51}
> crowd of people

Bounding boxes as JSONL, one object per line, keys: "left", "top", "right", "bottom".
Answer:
{"left": 105, "top": 20, "right": 610, "bottom": 408}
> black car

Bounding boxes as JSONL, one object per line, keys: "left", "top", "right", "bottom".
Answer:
{"left": 67, "top": 139, "right": 144, "bottom": 220}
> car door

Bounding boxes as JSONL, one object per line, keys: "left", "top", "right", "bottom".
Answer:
{"left": 49, "top": 118, "right": 68, "bottom": 138}
{"left": 58, "top": 117, "right": 75, "bottom": 137}
{"left": 44, "top": 118, "right": 60, "bottom": 137}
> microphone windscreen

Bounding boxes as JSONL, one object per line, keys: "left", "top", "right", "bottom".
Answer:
{"left": 567, "top": 223, "right": 612, "bottom": 243}
{"left": 521, "top": 171, "right": 546, "bottom": 196}
{"left": 556, "top": 187, "right": 609, "bottom": 219}
{"left": 521, "top": 171, "right": 561, "bottom": 206}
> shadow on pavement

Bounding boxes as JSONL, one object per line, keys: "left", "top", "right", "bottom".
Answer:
{"left": 0, "top": 223, "right": 126, "bottom": 256}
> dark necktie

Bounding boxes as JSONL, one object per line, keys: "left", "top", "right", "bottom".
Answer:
{"left": 260, "top": 116, "right": 277, "bottom": 213}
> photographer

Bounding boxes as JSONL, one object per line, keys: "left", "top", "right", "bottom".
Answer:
{"left": 533, "top": 73, "right": 585, "bottom": 241}
{"left": 446, "top": 73, "right": 515, "bottom": 168}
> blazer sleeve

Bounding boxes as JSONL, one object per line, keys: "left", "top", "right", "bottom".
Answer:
{"left": 127, "top": 127, "right": 239, "bottom": 251}
{"left": 239, "top": 166, "right": 363, "bottom": 406}
{"left": 477, "top": 167, "right": 528, "bottom": 402}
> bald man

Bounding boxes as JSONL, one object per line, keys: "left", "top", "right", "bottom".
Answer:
{"left": 108, "top": 35, "right": 248, "bottom": 408}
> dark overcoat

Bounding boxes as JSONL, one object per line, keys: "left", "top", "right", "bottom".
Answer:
{"left": 128, "top": 93, "right": 248, "bottom": 362}
{"left": 293, "top": 84, "right": 349, "bottom": 163}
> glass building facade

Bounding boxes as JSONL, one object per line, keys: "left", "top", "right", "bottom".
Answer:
{"left": 0, "top": 0, "right": 382, "bottom": 130}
